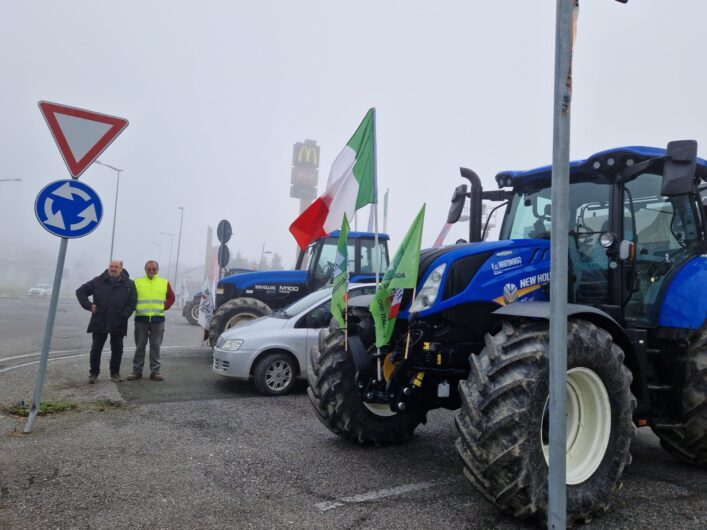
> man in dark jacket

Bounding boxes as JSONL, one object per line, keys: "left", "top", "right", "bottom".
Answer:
{"left": 76, "top": 260, "right": 137, "bottom": 383}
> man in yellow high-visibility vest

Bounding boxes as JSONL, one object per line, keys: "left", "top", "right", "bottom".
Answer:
{"left": 127, "top": 260, "right": 175, "bottom": 381}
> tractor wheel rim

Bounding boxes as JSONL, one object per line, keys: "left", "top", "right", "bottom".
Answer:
{"left": 191, "top": 305, "right": 199, "bottom": 320}
{"left": 541, "top": 367, "right": 612, "bottom": 485}
{"left": 225, "top": 312, "right": 258, "bottom": 330}
{"left": 265, "top": 360, "right": 292, "bottom": 390}
{"left": 363, "top": 402, "right": 397, "bottom": 417}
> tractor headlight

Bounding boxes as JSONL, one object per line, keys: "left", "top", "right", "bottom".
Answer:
{"left": 217, "top": 338, "right": 244, "bottom": 351}
{"left": 411, "top": 263, "right": 447, "bottom": 313}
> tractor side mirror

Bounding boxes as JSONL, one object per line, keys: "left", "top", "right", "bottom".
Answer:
{"left": 661, "top": 140, "right": 698, "bottom": 196}
{"left": 447, "top": 184, "right": 468, "bottom": 223}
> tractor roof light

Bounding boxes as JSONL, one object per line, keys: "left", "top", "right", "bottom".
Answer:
{"left": 599, "top": 232, "right": 616, "bottom": 248}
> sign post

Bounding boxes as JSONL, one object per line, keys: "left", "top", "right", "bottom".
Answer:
{"left": 216, "top": 219, "right": 232, "bottom": 279}
{"left": 24, "top": 102, "right": 127, "bottom": 434}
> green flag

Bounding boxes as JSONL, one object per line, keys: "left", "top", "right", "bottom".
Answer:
{"left": 370, "top": 204, "right": 425, "bottom": 347}
{"left": 331, "top": 213, "right": 350, "bottom": 329}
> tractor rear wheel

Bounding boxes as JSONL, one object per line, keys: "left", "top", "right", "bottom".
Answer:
{"left": 652, "top": 323, "right": 707, "bottom": 467}
{"left": 307, "top": 322, "right": 425, "bottom": 445}
{"left": 209, "top": 297, "right": 271, "bottom": 346}
{"left": 455, "top": 319, "right": 635, "bottom": 525}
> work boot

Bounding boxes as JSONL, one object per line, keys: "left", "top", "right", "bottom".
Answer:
{"left": 126, "top": 372, "right": 142, "bottom": 381}
{"left": 88, "top": 374, "right": 98, "bottom": 384}
{"left": 149, "top": 372, "right": 164, "bottom": 381}
{"left": 110, "top": 373, "right": 123, "bottom": 383}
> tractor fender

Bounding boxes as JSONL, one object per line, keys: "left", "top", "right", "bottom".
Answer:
{"left": 493, "top": 301, "right": 645, "bottom": 404}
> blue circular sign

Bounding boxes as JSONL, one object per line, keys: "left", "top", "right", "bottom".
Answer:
{"left": 35, "top": 179, "right": 103, "bottom": 238}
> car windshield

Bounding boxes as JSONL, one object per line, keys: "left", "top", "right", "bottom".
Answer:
{"left": 278, "top": 288, "right": 331, "bottom": 318}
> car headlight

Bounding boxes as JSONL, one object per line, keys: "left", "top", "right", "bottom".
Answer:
{"left": 217, "top": 338, "right": 244, "bottom": 351}
{"left": 410, "top": 263, "right": 446, "bottom": 313}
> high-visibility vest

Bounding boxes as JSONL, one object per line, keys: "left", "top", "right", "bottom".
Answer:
{"left": 135, "top": 276, "right": 168, "bottom": 318}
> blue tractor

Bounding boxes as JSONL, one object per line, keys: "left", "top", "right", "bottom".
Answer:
{"left": 208, "top": 231, "right": 389, "bottom": 345}
{"left": 308, "top": 140, "right": 707, "bottom": 524}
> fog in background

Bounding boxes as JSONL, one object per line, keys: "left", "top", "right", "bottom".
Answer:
{"left": 2, "top": 1, "right": 706, "bottom": 293}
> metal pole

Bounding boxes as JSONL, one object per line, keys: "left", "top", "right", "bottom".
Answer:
{"left": 109, "top": 169, "right": 122, "bottom": 261}
{"left": 24, "top": 237, "right": 69, "bottom": 434}
{"left": 174, "top": 207, "right": 184, "bottom": 303}
{"left": 548, "top": 0, "right": 575, "bottom": 527}
{"left": 161, "top": 232, "right": 175, "bottom": 283}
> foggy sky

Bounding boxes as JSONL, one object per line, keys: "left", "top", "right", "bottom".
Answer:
{"left": 2, "top": 1, "right": 706, "bottom": 289}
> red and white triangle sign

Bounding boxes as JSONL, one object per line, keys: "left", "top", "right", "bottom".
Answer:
{"left": 38, "top": 101, "right": 129, "bottom": 178}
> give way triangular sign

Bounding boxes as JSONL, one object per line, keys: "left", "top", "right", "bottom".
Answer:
{"left": 39, "top": 101, "right": 129, "bottom": 178}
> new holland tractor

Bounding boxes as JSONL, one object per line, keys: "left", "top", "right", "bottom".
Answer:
{"left": 307, "top": 140, "right": 707, "bottom": 524}
{"left": 209, "top": 231, "right": 389, "bottom": 345}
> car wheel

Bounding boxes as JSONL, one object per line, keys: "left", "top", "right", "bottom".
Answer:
{"left": 253, "top": 352, "right": 297, "bottom": 396}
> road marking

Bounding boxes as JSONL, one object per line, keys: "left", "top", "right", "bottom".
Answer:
{"left": 0, "top": 345, "right": 208, "bottom": 374}
{"left": 314, "top": 478, "right": 457, "bottom": 512}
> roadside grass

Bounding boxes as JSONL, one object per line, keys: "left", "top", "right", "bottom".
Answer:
{"left": 3, "top": 400, "right": 78, "bottom": 417}
{"left": 3, "top": 399, "right": 124, "bottom": 417}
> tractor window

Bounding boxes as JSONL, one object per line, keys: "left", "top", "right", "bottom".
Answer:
{"left": 359, "top": 239, "right": 389, "bottom": 274}
{"left": 502, "top": 180, "right": 613, "bottom": 304}
{"left": 505, "top": 189, "right": 552, "bottom": 239}
{"left": 298, "top": 242, "right": 317, "bottom": 271}
{"left": 314, "top": 240, "right": 338, "bottom": 284}
{"left": 624, "top": 172, "right": 702, "bottom": 325}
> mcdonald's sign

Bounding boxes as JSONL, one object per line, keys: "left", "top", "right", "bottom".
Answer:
{"left": 292, "top": 140, "right": 320, "bottom": 169}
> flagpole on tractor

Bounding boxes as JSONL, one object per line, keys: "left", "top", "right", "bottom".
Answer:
{"left": 371, "top": 107, "right": 383, "bottom": 382}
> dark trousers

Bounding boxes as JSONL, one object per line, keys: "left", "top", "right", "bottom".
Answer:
{"left": 133, "top": 320, "right": 165, "bottom": 374}
{"left": 89, "top": 333, "right": 125, "bottom": 375}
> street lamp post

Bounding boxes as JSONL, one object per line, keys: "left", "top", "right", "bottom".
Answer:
{"left": 259, "top": 243, "right": 272, "bottom": 270}
{"left": 174, "top": 207, "right": 184, "bottom": 305}
{"left": 160, "top": 231, "right": 175, "bottom": 283}
{"left": 95, "top": 160, "right": 123, "bottom": 261}
{"left": 149, "top": 242, "right": 162, "bottom": 263}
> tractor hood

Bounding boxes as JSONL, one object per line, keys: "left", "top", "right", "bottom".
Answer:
{"left": 400, "top": 239, "right": 552, "bottom": 318}
{"left": 219, "top": 270, "right": 308, "bottom": 290}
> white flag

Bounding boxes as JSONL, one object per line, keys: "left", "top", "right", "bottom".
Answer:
{"left": 197, "top": 278, "right": 216, "bottom": 330}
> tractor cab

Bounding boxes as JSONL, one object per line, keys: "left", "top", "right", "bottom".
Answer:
{"left": 296, "top": 231, "right": 390, "bottom": 291}
{"left": 490, "top": 141, "right": 707, "bottom": 327}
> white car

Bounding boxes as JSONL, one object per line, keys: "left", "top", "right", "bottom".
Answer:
{"left": 28, "top": 283, "right": 52, "bottom": 297}
{"left": 212, "top": 283, "right": 376, "bottom": 396}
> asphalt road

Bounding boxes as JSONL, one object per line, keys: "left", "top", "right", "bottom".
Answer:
{"left": 0, "top": 297, "right": 705, "bottom": 529}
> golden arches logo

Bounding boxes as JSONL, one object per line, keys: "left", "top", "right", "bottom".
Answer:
{"left": 293, "top": 141, "right": 320, "bottom": 168}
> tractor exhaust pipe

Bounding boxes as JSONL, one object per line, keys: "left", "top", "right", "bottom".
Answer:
{"left": 460, "top": 167, "right": 483, "bottom": 242}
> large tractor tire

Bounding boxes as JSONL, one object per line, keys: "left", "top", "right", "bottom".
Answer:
{"left": 209, "top": 297, "right": 271, "bottom": 346}
{"left": 307, "top": 321, "right": 426, "bottom": 445}
{"left": 185, "top": 301, "right": 200, "bottom": 326}
{"left": 652, "top": 323, "right": 707, "bottom": 467}
{"left": 455, "top": 319, "right": 636, "bottom": 525}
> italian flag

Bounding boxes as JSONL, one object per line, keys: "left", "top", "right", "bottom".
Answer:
{"left": 289, "top": 109, "right": 377, "bottom": 250}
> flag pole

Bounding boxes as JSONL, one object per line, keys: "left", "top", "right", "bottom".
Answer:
{"left": 344, "top": 295, "right": 348, "bottom": 351}
{"left": 403, "top": 287, "right": 416, "bottom": 360}
{"left": 371, "top": 107, "right": 383, "bottom": 382}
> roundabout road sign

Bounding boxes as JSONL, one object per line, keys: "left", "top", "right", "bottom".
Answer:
{"left": 34, "top": 179, "right": 103, "bottom": 238}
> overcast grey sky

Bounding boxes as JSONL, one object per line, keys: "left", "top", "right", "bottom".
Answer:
{"left": 2, "top": 1, "right": 706, "bottom": 287}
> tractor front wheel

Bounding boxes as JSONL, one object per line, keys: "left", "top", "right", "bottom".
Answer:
{"left": 209, "top": 297, "right": 272, "bottom": 346}
{"left": 307, "top": 322, "right": 425, "bottom": 445}
{"left": 455, "top": 319, "right": 635, "bottom": 525}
